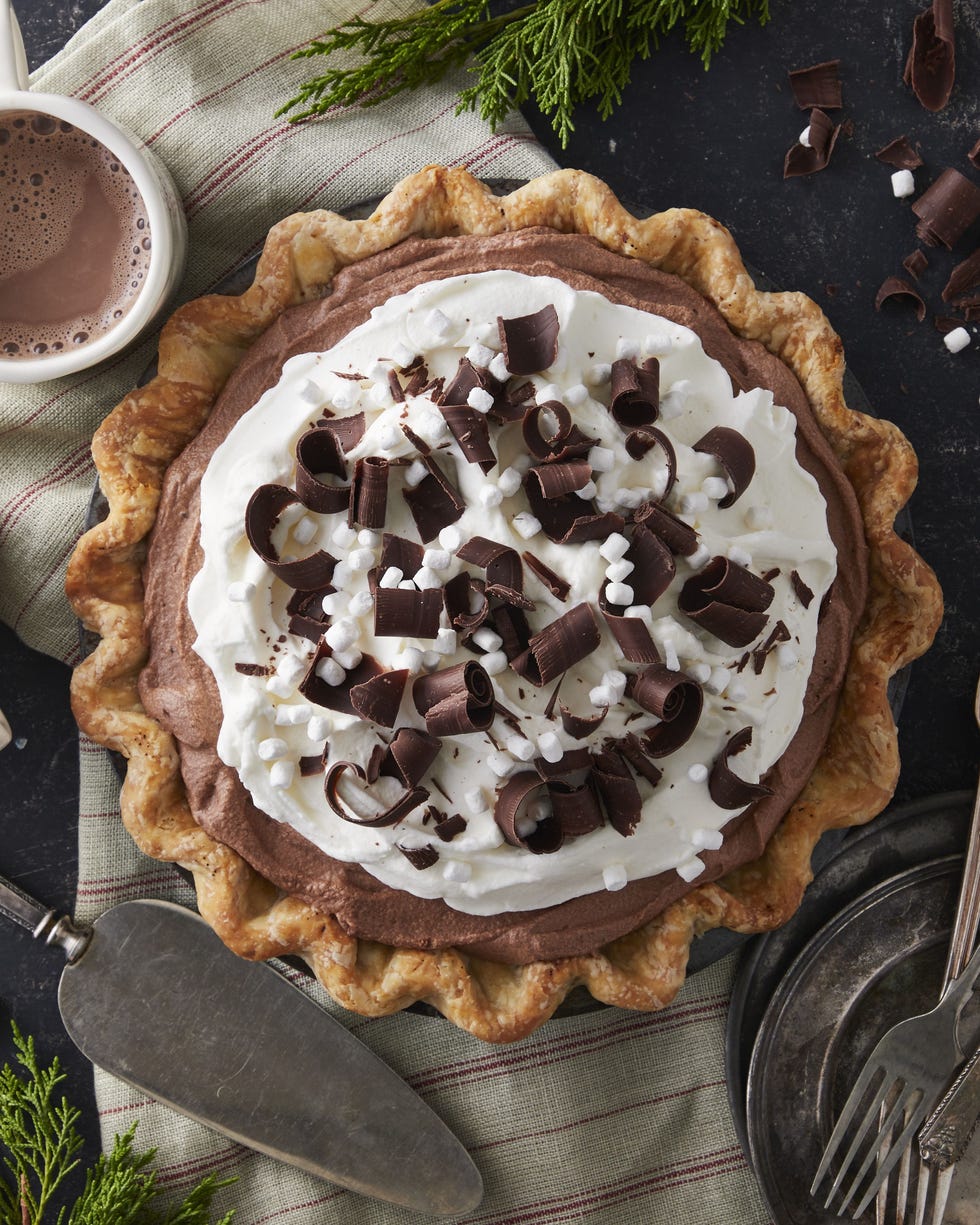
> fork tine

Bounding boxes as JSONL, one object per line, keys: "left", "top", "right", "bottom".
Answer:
{"left": 837, "top": 1083, "right": 917, "bottom": 1213}
{"left": 913, "top": 1160, "right": 932, "bottom": 1225}
{"left": 927, "top": 1167, "right": 955, "bottom": 1225}
{"left": 810, "top": 1061, "right": 885, "bottom": 1196}
{"left": 852, "top": 1097, "right": 931, "bottom": 1218}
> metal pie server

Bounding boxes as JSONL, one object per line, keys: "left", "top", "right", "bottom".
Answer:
{"left": 0, "top": 875, "right": 483, "bottom": 1217}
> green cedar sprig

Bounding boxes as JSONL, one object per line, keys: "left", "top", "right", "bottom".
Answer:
{"left": 276, "top": 0, "right": 772, "bottom": 146}
{"left": 0, "top": 1024, "right": 234, "bottom": 1225}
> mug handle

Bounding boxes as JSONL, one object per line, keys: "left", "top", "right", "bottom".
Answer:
{"left": 0, "top": 1, "right": 29, "bottom": 94}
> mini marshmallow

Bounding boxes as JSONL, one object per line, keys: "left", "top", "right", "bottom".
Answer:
{"left": 435, "top": 627, "right": 457, "bottom": 655}
{"left": 464, "top": 787, "right": 488, "bottom": 814}
{"left": 677, "top": 856, "right": 706, "bottom": 883}
{"left": 505, "top": 735, "right": 536, "bottom": 762}
{"left": 537, "top": 732, "right": 564, "bottom": 763}
{"left": 691, "top": 828, "right": 724, "bottom": 851}
{"left": 443, "top": 860, "right": 472, "bottom": 883}
{"left": 586, "top": 362, "right": 612, "bottom": 387}
{"left": 424, "top": 308, "right": 454, "bottom": 341}
{"left": 321, "top": 592, "right": 346, "bottom": 616}
{"left": 624, "top": 604, "right": 653, "bottom": 624}
{"left": 512, "top": 512, "right": 542, "bottom": 540}
{"left": 515, "top": 816, "right": 538, "bottom": 839}
{"left": 367, "top": 362, "right": 388, "bottom": 382}
{"left": 605, "top": 558, "right": 635, "bottom": 583}
{"left": 487, "top": 751, "right": 515, "bottom": 779}
{"left": 564, "top": 383, "right": 589, "bottom": 405}
{"left": 707, "top": 666, "right": 732, "bottom": 694}
{"left": 745, "top": 505, "right": 773, "bottom": 531}
{"left": 536, "top": 383, "right": 563, "bottom": 404}
{"left": 467, "top": 386, "right": 494, "bottom": 414}
{"left": 438, "top": 524, "right": 464, "bottom": 552}
{"left": 689, "top": 661, "right": 713, "bottom": 684}
{"left": 777, "top": 642, "right": 799, "bottom": 669}
{"left": 497, "top": 467, "right": 522, "bottom": 497}
{"left": 369, "top": 381, "right": 392, "bottom": 408}
{"left": 478, "top": 484, "right": 504, "bottom": 508}
{"left": 227, "top": 581, "right": 255, "bottom": 603}
{"left": 799, "top": 125, "right": 812, "bottom": 149}
{"left": 527, "top": 798, "right": 551, "bottom": 823}
{"left": 413, "top": 566, "right": 442, "bottom": 591}
{"left": 422, "top": 650, "right": 441, "bottom": 670}
{"left": 615, "top": 337, "right": 639, "bottom": 360}
{"left": 606, "top": 581, "right": 634, "bottom": 607}
{"left": 331, "top": 523, "right": 358, "bottom": 549}
{"left": 422, "top": 547, "right": 451, "bottom": 571}
{"left": 488, "top": 352, "right": 510, "bottom": 382}
{"left": 512, "top": 452, "right": 533, "bottom": 475}
{"left": 325, "top": 618, "right": 358, "bottom": 651}
{"left": 588, "top": 445, "right": 615, "bottom": 472}
{"left": 466, "top": 342, "right": 494, "bottom": 368}
{"left": 316, "top": 657, "right": 346, "bottom": 687}
{"left": 687, "top": 762, "right": 709, "bottom": 783}
{"left": 602, "top": 670, "right": 628, "bottom": 699}
{"left": 347, "top": 547, "right": 376, "bottom": 572}
{"left": 292, "top": 516, "right": 318, "bottom": 545}
{"left": 891, "top": 169, "right": 915, "bottom": 198}
{"left": 680, "top": 492, "right": 709, "bottom": 515}
{"left": 329, "top": 381, "right": 358, "bottom": 412}
{"left": 576, "top": 480, "right": 598, "bottom": 500}
{"left": 331, "top": 561, "right": 353, "bottom": 589}
{"left": 600, "top": 532, "right": 630, "bottom": 562}
{"left": 333, "top": 646, "right": 363, "bottom": 670}
{"left": 258, "top": 737, "right": 288, "bottom": 761}
{"left": 396, "top": 646, "right": 426, "bottom": 673}
{"left": 603, "top": 864, "right": 628, "bottom": 891}
{"left": 391, "top": 342, "right": 416, "bottom": 368}
{"left": 481, "top": 650, "right": 508, "bottom": 675}
{"left": 727, "top": 545, "right": 753, "bottom": 568}
{"left": 643, "top": 331, "right": 673, "bottom": 356}
{"left": 269, "top": 760, "right": 295, "bottom": 789}
{"left": 276, "top": 653, "right": 307, "bottom": 685}
{"left": 275, "top": 703, "right": 312, "bottom": 726}
{"left": 589, "top": 685, "right": 615, "bottom": 708}
{"left": 687, "top": 544, "right": 712, "bottom": 570}
{"left": 307, "top": 715, "right": 331, "bottom": 741}
{"left": 265, "top": 675, "right": 293, "bottom": 699}
{"left": 701, "top": 476, "right": 730, "bottom": 501}
{"left": 473, "top": 626, "right": 504, "bottom": 652}
{"left": 379, "top": 566, "right": 403, "bottom": 589}
{"left": 404, "top": 459, "right": 429, "bottom": 489}
{"left": 348, "top": 589, "right": 375, "bottom": 618}
{"left": 944, "top": 326, "right": 972, "bottom": 353}
{"left": 663, "top": 640, "right": 680, "bottom": 672}
{"left": 299, "top": 378, "right": 323, "bottom": 406}
{"left": 728, "top": 680, "right": 748, "bottom": 703}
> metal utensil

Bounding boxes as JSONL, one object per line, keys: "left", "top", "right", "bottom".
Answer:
{"left": 0, "top": 875, "right": 483, "bottom": 1217}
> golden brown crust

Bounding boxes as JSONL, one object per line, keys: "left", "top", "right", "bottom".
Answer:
{"left": 67, "top": 166, "right": 942, "bottom": 1043}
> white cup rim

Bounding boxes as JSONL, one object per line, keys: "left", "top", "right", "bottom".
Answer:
{"left": 0, "top": 90, "right": 183, "bottom": 384}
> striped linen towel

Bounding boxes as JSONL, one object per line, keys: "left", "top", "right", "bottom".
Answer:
{"left": 1, "top": 2, "right": 769, "bottom": 1220}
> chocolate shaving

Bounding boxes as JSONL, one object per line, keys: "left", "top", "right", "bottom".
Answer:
{"left": 621, "top": 527, "right": 675, "bottom": 606}
{"left": 497, "top": 305, "right": 560, "bottom": 375}
{"left": 299, "top": 642, "right": 383, "bottom": 716}
{"left": 934, "top": 314, "right": 962, "bottom": 333}
{"left": 874, "top": 136, "right": 923, "bottom": 170}
{"left": 521, "top": 551, "right": 570, "bottom": 602}
{"left": 624, "top": 427, "right": 677, "bottom": 500}
{"left": 912, "top": 169, "right": 980, "bottom": 248}
{"left": 616, "top": 733, "right": 663, "bottom": 787}
{"left": 591, "top": 747, "right": 642, "bottom": 836}
{"left": 491, "top": 604, "right": 532, "bottom": 661}
{"left": 709, "top": 727, "right": 774, "bottom": 809}
{"left": 379, "top": 533, "right": 425, "bottom": 578}
{"left": 630, "top": 665, "right": 703, "bottom": 758}
{"left": 970, "top": 137, "right": 980, "bottom": 171}
{"left": 439, "top": 403, "right": 497, "bottom": 473}
{"left": 235, "top": 661, "right": 271, "bottom": 676}
{"left": 523, "top": 470, "right": 623, "bottom": 545}
{"left": 443, "top": 572, "right": 488, "bottom": 635}
{"left": 608, "top": 358, "right": 659, "bottom": 427}
{"left": 349, "top": 669, "right": 409, "bottom": 728}
{"left": 324, "top": 760, "right": 428, "bottom": 827}
{"left": 349, "top": 456, "right": 389, "bottom": 529}
{"left": 788, "top": 59, "right": 842, "bottom": 110}
{"left": 548, "top": 779, "right": 603, "bottom": 837}
{"left": 380, "top": 727, "right": 442, "bottom": 786}
{"left": 784, "top": 109, "right": 841, "bottom": 179}
{"left": 942, "top": 248, "right": 980, "bottom": 301}
{"left": 534, "top": 748, "right": 592, "bottom": 781}
{"left": 318, "top": 412, "right": 365, "bottom": 454}
{"left": 559, "top": 703, "right": 608, "bottom": 739}
{"left": 245, "top": 484, "right": 337, "bottom": 589}
{"left": 510, "top": 603, "right": 601, "bottom": 687}
{"left": 433, "top": 812, "right": 467, "bottom": 841}
{"left": 903, "top": 249, "right": 929, "bottom": 279}
{"left": 528, "top": 459, "right": 592, "bottom": 499}
{"left": 457, "top": 536, "right": 532, "bottom": 608}
{"left": 493, "top": 772, "right": 562, "bottom": 854}
{"left": 374, "top": 587, "right": 443, "bottom": 639}
{"left": 875, "top": 276, "right": 927, "bottom": 321}
{"left": 790, "top": 570, "right": 814, "bottom": 608}
{"left": 299, "top": 755, "right": 324, "bottom": 777}
{"left": 402, "top": 454, "right": 465, "bottom": 542}
{"left": 679, "top": 556, "right": 774, "bottom": 647}
{"left": 396, "top": 843, "right": 439, "bottom": 870}
{"left": 399, "top": 422, "right": 430, "bottom": 454}
{"left": 295, "top": 428, "right": 350, "bottom": 514}
{"left": 752, "top": 619, "right": 792, "bottom": 674}
{"left": 521, "top": 401, "right": 596, "bottom": 463}
{"left": 633, "top": 501, "right": 699, "bottom": 556}
{"left": 600, "top": 605, "right": 661, "bottom": 664}
{"left": 413, "top": 661, "right": 495, "bottom": 735}
{"left": 693, "top": 426, "right": 756, "bottom": 508}
{"left": 904, "top": 0, "right": 955, "bottom": 112}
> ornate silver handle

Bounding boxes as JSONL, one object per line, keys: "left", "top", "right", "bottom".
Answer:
{"left": 0, "top": 873, "right": 92, "bottom": 962}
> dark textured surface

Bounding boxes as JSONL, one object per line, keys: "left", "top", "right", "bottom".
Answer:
{"left": 3, "top": 0, "right": 979, "bottom": 1212}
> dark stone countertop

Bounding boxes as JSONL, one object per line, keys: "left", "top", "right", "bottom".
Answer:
{"left": 3, "top": 0, "right": 979, "bottom": 1212}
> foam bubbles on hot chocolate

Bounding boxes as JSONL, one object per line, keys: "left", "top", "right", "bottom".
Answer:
{"left": 0, "top": 111, "right": 151, "bottom": 359}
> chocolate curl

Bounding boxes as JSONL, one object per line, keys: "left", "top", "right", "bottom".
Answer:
{"left": 559, "top": 703, "right": 608, "bottom": 739}
{"left": 245, "top": 484, "right": 337, "bottom": 589}
{"left": 286, "top": 586, "right": 330, "bottom": 642}
{"left": 379, "top": 533, "right": 425, "bottom": 578}
{"left": 709, "top": 727, "right": 774, "bottom": 809}
{"left": 942, "top": 248, "right": 980, "bottom": 301}
{"left": 318, "top": 412, "right": 365, "bottom": 454}
{"left": 348, "top": 669, "right": 408, "bottom": 728}
{"left": 521, "top": 401, "right": 596, "bottom": 463}
{"left": 600, "top": 606, "right": 661, "bottom": 664}
{"left": 510, "top": 603, "right": 601, "bottom": 687}
{"left": 629, "top": 664, "right": 703, "bottom": 759}
{"left": 788, "top": 59, "right": 842, "bottom": 110}
{"left": 456, "top": 536, "right": 533, "bottom": 609}
{"left": 625, "top": 526, "right": 676, "bottom": 605}
{"left": 439, "top": 404, "right": 497, "bottom": 473}
{"left": 912, "top": 169, "right": 980, "bottom": 248}
{"left": 875, "top": 276, "right": 927, "bottom": 322}
{"left": 443, "top": 572, "right": 488, "bottom": 635}
{"left": 609, "top": 358, "right": 659, "bottom": 427}
{"left": 494, "top": 772, "right": 562, "bottom": 854}
{"left": 299, "top": 642, "right": 383, "bottom": 716}
{"left": 324, "top": 760, "right": 428, "bottom": 827}
{"left": 633, "top": 500, "right": 699, "bottom": 556}
{"left": 904, "top": 0, "right": 955, "bottom": 112}
{"left": 523, "top": 471, "right": 623, "bottom": 545}
{"left": 374, "top": 587, "right": 443, "bottom": 639}
{"left": 679, "top": 556, "right": 774, "bottom": 648}
{"left": 903, "top": 249, "right": 929, "bottom": 279}
{"left": 970, "top": 137, "right": 980, "bottom": 172}
{"left": 693, "top": 426, "right": 756, "bottom": 508}
{"left": 591, "top": 747, "right": 642, "bottom": 836}
{"left": 625, "top": 427, "right": 677, "bottom": 499}
{"left": 784, "top": 109, "right": 841, "bottom": 178}
{"left": 380, "top": 727, "right": 442, "bottom": 786}
{"left": 528, "top": 459, "right": 592, "bottom": 499}
{"left": 413, "top": 661, "right": 495, "bottom": 735}
{"left": 521, "top": 551, "right": 571, "bottom": 602}
{"left": 497, "top": 305, "right": 560, "bottom": 375}
{"left": 534, "top": 747, "right": 591, "bottom": 780}
{"left": 402, "top": 455, "right": 465, "bottom": 542}
{"left": 349, "top": 456, "right": 389, "bottom": 529}
{"left": 548, "top": 779, "right": 603, "bottom": 837}
{"left": 874, "top": 136, "right": 923, "bottom": 170}
{"left": 440, "top": 357, "right": 484, "bottom": 406}
{"left": 490, "top": 379, "right": 535, "bottom": 425}
{"left": 616, "top": 733, "right": 664, "bottom": 787}
{"left": 295, "top": 428, "right": 350, "bottom": 514}
{"left": 491, "top": 604, "right": 532, "bottom": 661}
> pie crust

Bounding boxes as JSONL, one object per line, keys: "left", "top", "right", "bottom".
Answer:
{"left": 67, "top": 167, "right": 942, "bottom": 1043}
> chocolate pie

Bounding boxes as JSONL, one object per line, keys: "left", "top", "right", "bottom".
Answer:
{"left": 67, "top": 168, "right": 942, "bottom": 1041}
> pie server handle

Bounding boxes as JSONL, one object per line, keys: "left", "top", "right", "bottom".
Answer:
{"left": 1, "top": 883, "right": 482, "bottom": 1217}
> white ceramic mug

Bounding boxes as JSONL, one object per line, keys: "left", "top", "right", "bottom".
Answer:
{"left": 0, "top": 1, "right": 187, "bottom": 383}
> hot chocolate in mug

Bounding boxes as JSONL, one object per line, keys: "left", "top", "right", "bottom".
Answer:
{"left": 0, "top": 1, "right": 186, "bottom": 383}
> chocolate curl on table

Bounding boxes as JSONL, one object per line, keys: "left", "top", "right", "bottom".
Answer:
{"left": 559, "top": 703, "right": 608, "bottom": 739}
{"left": 625, "top": 427, "right": 677, "bottom": 499}
{"left": 625, "top": 525, "right": 676, "bottom": 605}
{"left": 521, "top": 551, "right": 570, "bottom": 602}
{"left": 874, "top": 136, "right": 923, "bottom": 170}
{"left": 548, "top": 778, "right": 603, "bottom": 837}
{"left": 709, "top": 727, "right": 774, "bottom": 809}
{"left": 497, "top": 304, "right": 560, "bottom": 375}
{"left": 380, "top": 727, "right": 442, "bottom": 787}
{"left": 912, "top": 169, "right": 980, "bottom": 248}
{"left": 443, "top": 571, "right": 489, "bottom": 635}
{"left": 374, "top": 586, "right": 443, "bottom": 639}
{"left": 402, "top": 454, "right": 466, "bottom": 542}
{"left": 591, "top": 747, "right": 642, "bottom": 836}
{"left": 379, "top": 533, "right": 425, "bottom": 578}
{"left": 942, "top": 248, "right": 980, "bottom": 301}
{"left": 456, "top": 536, "right": 533, "bottom": 609}
{"left": 788, "top": 59, "right": 842, "bottom": 110}
{"left": 295, "top": 427, "right": 350, "bottom": 514}
{"left": 633, "top": 500, "right": 699, "bottom": 556}
{"left": 693, "top": 427, "right": 756, "bottom": 508}
{"left": 286, "top": 586, "right": 331, "bottom": 642}
{"left": 348, "top": 669, "right": 409, "bottom": 728}
{"left": 784, "top": 109, "right": 841, "bottom": 179}
{"left": 510, "top": 603, "right": 601, "bottom": 687}
{"left": 521, "top": 400, "right": 596, "bottom": 463}
{"left": 438, "top": 403, "right": 497, "bottom": 473}
{"left": 629, "top": 664, "right": 703, "bottom": 758}
{"left": 348, "top": 456, "right": 389, "bottom": 529}
{"left": 299, "top": 641, "right": 383, "bottom": 716}
{"left": 324, "top": 759, "right": 428, "bottom": 827}
{"left": 679, "top": 556, "right": 774, "bottom": 648}
{"left": 875, "top": 276, "right": 926, "bottom": 321}
{"left": 413, "top": 661, "right": 495, "bottom": 735}
{"left": 608, "top": 358, "right": 659, "bottom": 427}
{"left": 904, "top": 0, "right": 955, "bottom": 112}
{"left": 317, "top": 411, "right": 365, "bottom": 454}
{"left": 493, "top": 773, "right": 562, "bottom": 853}
{"left": 245, "top": 484, "right": 337, "bottom": 589}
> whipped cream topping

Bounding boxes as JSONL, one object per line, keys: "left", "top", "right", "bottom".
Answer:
{"left": 188, "top": 271, "right": 837, "bottom": 916}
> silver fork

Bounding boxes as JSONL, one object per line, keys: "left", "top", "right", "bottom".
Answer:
{"left": 810, "top": 938, "right": 980, "bottom": 1218}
